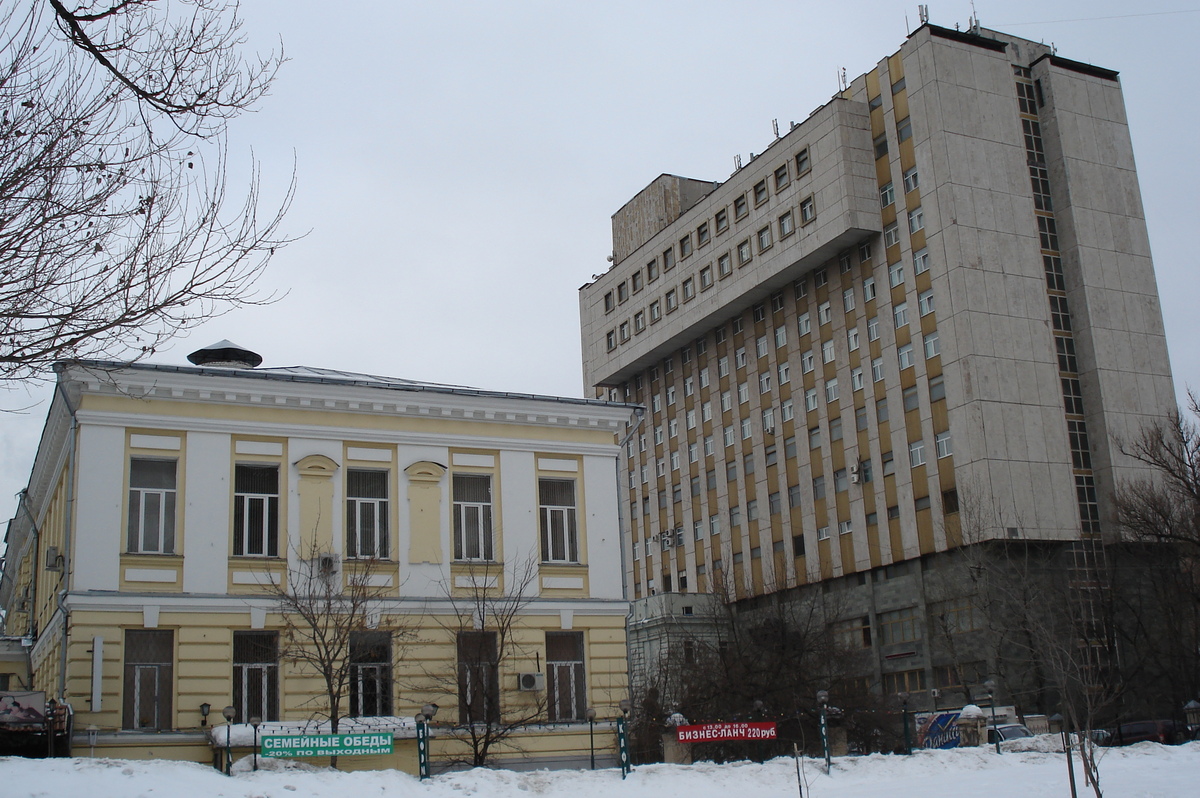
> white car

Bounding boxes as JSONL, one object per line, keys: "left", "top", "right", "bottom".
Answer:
{"left": 987, "top": 724, "right": 1034, "bottom": 744}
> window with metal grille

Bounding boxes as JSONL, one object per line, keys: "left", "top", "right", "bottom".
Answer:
{"left": 539, "top": 479, "right": 578, "bottom": 563}
{"left": 233, "top": 631, "right": 279, "bottom": 722}
{"left": 546, "top": 632, "right": 586, "bottom": 721}
{"left": 234, "top": 464, "right": 279, "bottom": 557}
{"left": 457, "top": 631, "right": 499, "bottom": 724}
{"left": 350, "top": 631, "right": 392, "bottom": 717}
{"left": 347, "top": 470, "right": 389, "bottom": 559}
{"left": 453, "top": 474, "right": 493, "bottom": 561}
{"left": 128, "top": 459, "right": 177, "bottom": 554}
{"left": 123, "top": 630, "right": 173, "bottom": 730}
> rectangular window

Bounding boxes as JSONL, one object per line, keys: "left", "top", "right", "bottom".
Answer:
{"left": 874, "top": 132, "right": 889, "bottom": 159}
{"left": 822, "top": 339, "right": 835, "bottom": 364}
{"left": 738, "top": 382, "right": 749, "bottom": 404}
{"left": 872, "top": 356, "right": 884, "bottom": 382}
{"left": 936, "top": 431, "right": 953, "bottom": 459}
{"left": 350, "top": 631, "right": 392, "bottom": 717}
{"left": 867, "top": 316, "right": 879, "bottom": 341}
{"left": 918, "top": 289, "right": 934, "bottom": 316}
{"left": 903, "top": 385, "right": 919, "bottom": 412}
{"left": 898, "top": 343, "right": 914, "bottom": 370}
{"left": 632, "top": 271, "right": 643, "bottom": 294}
{"left": 825, "top": 378, "right": 839, "bottom": 403}
{"left": 663, "top": 246, "right": 675, "bottom": 271}
{"left": 863, "top": 278, "right": 876, "bottom": 302}
{"left": 903, "top": 166, "right": 919, "bottom": 194}
{"left": 908, "top": 206, "right": 924, "bottom": 234}
{"left": 877, "top": 397, "right": 890, "bottom": 424}
{"left": 817, "top": 525, "right": 830, "bottom": 540}
{"left": 234, "top": 464, "right": 280, "bottom": 557}
{"left": 795, "top": 148, "right": 810, "bottom": 174}
{"left": 700, "top": 265, "right": 714, "bottom": 289}
{"left": 679, "top": 234, "right": 693, "bottom": 259}
{"left": 859, "top": 241, "right": 872, "bottom": 263}
{"left": 539, "top": 479, "right": 579, "bottom": 563}
{"left": 649, "top": 301, "right": 662, "bottom": 322}
{"left": 737, "top": 239, "right": 752, "bottom": 265}
{"left": 847, "top": 328, "right": 860, "bottom": 352}
{"left": 883, "top": 222, "right": 900, "bottom": 248}
{"left": 617, "top": 282, "right": 629, "bottom": 303}
{"left": 880, "top": 182, "right": 895, "bottom": 208}
{"left": 128, "top": 459, "right": 177, "bottom": 554}
{"left": 754, "top": 179, "right": 769, "bottom": 205}
{"left": 896, "top": 116, "right": 912, "bottom": 142}
{"left": 843, "top": 287, "right": 855, "bottom": 313}
{"left": 851, "top": 367, "right": 864, "bottom": 391}
{"left": 757, "top": 225, "right": 772, "bottom": 251}
{"left": 799, "top": 196, "right": 816, "bottom": 223}
{"left": 756, "top": 335, "right": 769, "bottom": 358}
{"left": 604, "top": 292, "right": 614, "bottom": 313}
{"left": 633, "top": 311, "right": 646, "bottom": 332}
{"left": 778, "top": 362, "right": 790, "bottom": 385}
{"left": 929, "top": 374, "right": 946, "bottom": 402}
{"left": 805, "top": 387, "right": 818, "bottom": 411}
{"left": 647, "top": 258, "right": 659, "bottom": 282}
{"left": 893, "top": 302, "right": 909, "bottom": 328}
{"left": 347, "top": 469, "right": 390, "bottom": 559}
{"left": 888, "top": 261, "right": 904, "bottom": 288}
{"left": 546, "top": 632, "right": 587, "bottom": 722}
{"left": 682, "top": 277, "right": 696, "bottom": 301}
{"left": 718, "top": 252, "right": 732, "bottom": 277}
{"left": 913, "top": 247, "right": 929, "bottom": 275}
{"left": 665, "top": 289, "right": 678, "bottom": 312}
{"left": 233, "top": 631, "right": 279, "bottom": 723}
{"left": 458, "top": 631, "right": 499, "bottom": 724}
{"left": 715, "top": 207, "right": 729, "bottom": 233}
{"left": 454, "top": 473, "right": 493, "bottom": 561}
{"left": 779, "top": 210, "right": 795, "bottom": 237}
{"left": 736, "top": 347, "right": 747, "bottom": 368}
{"left": 923, "top": 330, "right": 941, "bottom": 359}
{"left": 123, "top": 629, "right": 173, "bottom": 730}
{"left": 741, "top": 418, "right": 752, "bottom": 439}
{"left": 797, "top": 312, "right": 811, "bottom": 336}
{"left": 734, "top": 194, "right": 748, "bottom": 219}
{"left": 697, "top": 221, "right": 710, "bottom": 246}
{"left": 759, "top": 372, "right": 772, "bottom": 394}
{"left": 878, "top": 607, "right": 920, "bottom": 645}
{"left": 909, "top": 440, "right": 926, "bottom": 467}
{"left": 818, "top": 301, "right": 831, "bottom": 325}
{"left": 774, "top": 163, "right": 790, "bottom": 190}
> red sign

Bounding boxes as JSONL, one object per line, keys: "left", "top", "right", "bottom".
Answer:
{"left": 677, "top": 722, "right": 777, "bottom": 742}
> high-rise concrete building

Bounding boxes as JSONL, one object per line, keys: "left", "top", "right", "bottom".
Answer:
{"left": 579, "top": 23, "right": 1174, "bottom": 706}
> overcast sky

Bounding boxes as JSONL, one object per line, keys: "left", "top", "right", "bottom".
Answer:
{"left": 1, "top": 0, "right": 1196, "bottom": 527}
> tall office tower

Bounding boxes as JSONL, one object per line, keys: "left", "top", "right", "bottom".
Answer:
{"left": 578, "top": 23, "right": 1174, "bottom": 705}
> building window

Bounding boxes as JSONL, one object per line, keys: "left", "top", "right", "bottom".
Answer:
{"left": 679, "top": 234, "right": 693, "bottom": 259}
{"left": 805, "top": 387, "right": 818, "bottom": 411}
{"left": 604, "top": 292, "right": 614, "bottom": 313}
{"left": 913, "top": 247, "right": 929, "bottom": 275}
{"left": 814, "top": 269, "right": 828, "bottom": 287}
{"left": 880, "top": 182, "right": 895, "bottom": 208}
{"left": 847, "top": 328, "right": 860, "bottom": 352}
{"left": 741, "top": 418, "right": 752, "bottom": 439}
{"left": 888, "top": 261, "right": 904, "bottom": 288}
{"left": 822, "top": 339, "right": 835, "bottom": 364}
{"left": 877, "top": 397, "right": 890, "bottom": 424}
{"left": 918, "top": 289, "right": 935, "bottom": 316}
{"left": 665, "top": 289, "right": 678, "bottom": 312}
{"left": 826, "top": 378, "right": 839, "bottom": 403}
{"left": 737, "top": 239, "right": 752, "bottom": 265}
{"left": 924, "top": 330, "right": 941, "bottom": 359}
{"left": 878, "top": 607, "right": 920, "bottom": 645}
{"left": 908, "top": 206, "right": 924, "bottom": 234}
{"left": 647, "top": 258, "right": 659, "bottom": 282}
{"left": 454, "top": 474, "right": 493, "bottom": 561}
{"left": 234, "top": 464, "right": 279, "bottom": 557}
{"left": 872, "top": 356, "right": 884, "bottom": 382}
{"left": 863, "top": 278, "right": 876, "bottom": 303}
{"left": 682, "top": 277, "right": 696, "bottom": 301}
{"left": 779, "top": 210, "right": 795, "bottom": 237}
{"left": 936, "top": 431, "right": 953, "bottom": 459}
{"left": 897, "top": 343, "right": 914, "bottom": 370}
{"left": 929, "top": 374, "right": 946, "bottom": 402}
{"left": 128, "top": 459, "right": 177, "bottom": 554}
{"left": 715, "top": 208, "right": 729, "bottom": 233}
{"left": 779, "top": 362, "right": 790, "bottom": 384}
{"left": 539, "top": 479, "right": 579, "bottom": 563}
{"left": 700, "top": 265, "right": 714, "bottom": 289}
{"left": 799, "top": 196, "right": 816, "bottom": 223}
{"left": 797, "top": 312, "right": 811, "bottom": 336}
{"left": 717, "top": 252, "right": 732, "bottom": 277}
{"left": 754, "top": 179, "right": 769, "bottom": 205}
{"left": 619, "top": 321, "right": 630, "bottom": 342}
{"left": 896, "top": 116, "right": 912, "bottom": 143}
{"left": 546, "top": 632, "right": 586, "bottom": 721}
{"left": 851, "top": 367, "right": 864, "bottom": 391}
{"left": 883, "top": 222, "right": 900, "bottom": 248}
{"left": 873, "top": 133, "right": 888, "bottom": 159}
{"left": 759, "top": 372, "right": 771, "bottom": 394}
{"left": 617, "top": 282, "right": 629, "bottom": 303}
{"left": 757, "top": 225, "right": 772, "bottom": 251}
{"left": 458, "top": 631, "right": 499, "bottom": 724}
{"left": 775, "top": 325, "right": 787, "bottom": 348}
{"left": 795, "top": 148, "right": 810, "bottom": 174}
{"left": 817, "top": 525, "right": 830, "bottom": 540}
{"left": 903, "top": 167, "right": 919, "bottom": 194}
{"left": 894, "top": 302, "right": 909, "bottom": 328}
{"left": 843, "top": 287, "right": 856, "bottom": 313}
{"left": 734, "top": 194, "right": 748, "bottom": 219}
{"left": 909, "top": 440, "right": 926, "bottom": 467}
{"left": 663, "top": 246, "right": 675, "bottom": 271}
{"left": 233, "top": 631, "right": 279, "bottom": 723}
{"left": 350, "top": 631, "right": 392, "bottom": 717}
{"left": 697, "top": 221, "right": 711, "bottom": 246}
{"left": 903, "top": 385, "right": 920, "bottom": 412}
{"left": 347, "top": 469, "right": 390, "bottom": 559}
{"left": 774, "top": 164, "right": 790, "bottom": 190}
{"left": 756, "top": 334, "right": 769, "bottom": 358}
{"left": 818, "top": 301, "right": 831, "bottom": 325}
{"left": 634, "top": 311, "right": 646, "bottom": 332}
{"left": 632, "top": 271, "right": 643, "bottom": 293}
{"left": 883, "top": 669, "right": 926, "bottom": 694}
{"left": 123, "top": 629, "right": 173, "bottom": 730}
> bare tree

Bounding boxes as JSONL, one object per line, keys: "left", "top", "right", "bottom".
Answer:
{"left": 424, "top": 557, "right": 546, "bottom": 768}
{"left": 0, "top": 1, "right": 290, "bottom": 384}
{"left": 264, "top": 541, "right": 410, "bottom": 768}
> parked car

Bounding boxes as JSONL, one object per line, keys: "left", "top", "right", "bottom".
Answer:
{"left": 1107, "top": 720, "right": 1182, "bottom": 746}
{"left": 986, "top": 723, "right": 1035, "bottom": 744}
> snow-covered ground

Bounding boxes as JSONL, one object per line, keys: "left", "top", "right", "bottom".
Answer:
{"left": 4, "top": 739, "right": 1198, "bottom": 798}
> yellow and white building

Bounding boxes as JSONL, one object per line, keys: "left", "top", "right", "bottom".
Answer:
{"left": 0, "top": 342, "right": 637, "bottom": 771}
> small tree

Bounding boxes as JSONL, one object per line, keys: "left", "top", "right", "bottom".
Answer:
{"left": 265, "top": 540, "right": 409, "bottom": 768}
{"left": 425, "top": 557, "right": 545, "bottom": 768}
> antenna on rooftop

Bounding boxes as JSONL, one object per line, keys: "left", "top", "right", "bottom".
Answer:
{"left": 837, "top": 67, "right": 848, "bottom": 92}
{"left": 733, "top": 154, "right": 743, "bottom": 171}
{"left": 919, "top": 4, "right": 929, "bottom": 25}
{"left": 772, "top": 119, "right": 780, "bottom": 138}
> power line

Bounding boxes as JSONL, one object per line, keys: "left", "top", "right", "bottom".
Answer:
{"left": 996, "top": 8, "right": 1200, "bottom": 27}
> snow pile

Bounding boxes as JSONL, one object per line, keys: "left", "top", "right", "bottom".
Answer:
{"left": 959, "top": 704, "right": 985, "bottom": 720}
{"left": 1, "top": 739, "right": 1197, "bottom": 798}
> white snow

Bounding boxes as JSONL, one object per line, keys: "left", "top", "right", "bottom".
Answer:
{"left": 959, "top": 704, "right": 985, "bottom": 720}
{"left": 3, "top": 739, "right": 1198, "bottom": 798}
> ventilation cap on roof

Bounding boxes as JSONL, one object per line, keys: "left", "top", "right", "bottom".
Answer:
{"left": 186, "top": 340, "right": 263, "bottom": 369}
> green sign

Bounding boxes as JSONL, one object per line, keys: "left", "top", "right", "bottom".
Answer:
{"left": 261, "top": 733, "right": 394, "bottom": 758}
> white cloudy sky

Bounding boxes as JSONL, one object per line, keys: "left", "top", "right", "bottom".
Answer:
{"left": 0, "top": 0, "right": 1197, "bottom": 526}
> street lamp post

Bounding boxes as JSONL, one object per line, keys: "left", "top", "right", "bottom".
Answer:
{"left": 984, "top": 680, "right": 1001, "bottom": 754}
{"left": 46, "top": 698, "right": 57, "bottom": 758}
{"left": 222, "top": 705, "right": 237, "bottom": 775}
{"left": 585, "top": 707, "right": 597, "bottom": 769}
{"left": 250, "top": 717, "right": 261, "bottom": 772}
{"left": 898, "top": 692, "right": 911, "bottom": 755}
{"left": 817, "top": 690, "right": 831, "bottom": 773}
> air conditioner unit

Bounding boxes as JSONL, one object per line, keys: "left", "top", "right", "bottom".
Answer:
{"left": 661, "top": 531, "right": 675, "bottom": 550}
{"left": 518, "top": 672, "right": 545, "bottom": 691}
{"left": 318, "top": 552, "right": 341, "bottom": 577}
{"left": 849, "top": 462, "right": 860, "bottom": 484}
{"left": 763, "top": 423, "right": 775, "bottom": 434}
